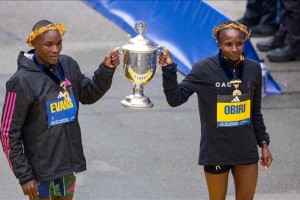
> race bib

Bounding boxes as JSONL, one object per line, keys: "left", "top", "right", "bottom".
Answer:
{"left": 217, "top": 94, "right": 251, "bottom": 127}
{"left": 45, "top": 88, "right": 77, "bottom": 127}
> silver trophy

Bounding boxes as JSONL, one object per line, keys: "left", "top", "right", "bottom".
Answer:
{"left": 116, "top": 21, "right": 164, "bottom": 109}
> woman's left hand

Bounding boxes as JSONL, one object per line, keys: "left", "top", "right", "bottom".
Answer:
{"left": 259, "top": 144, "right": 273, "bottom": 170}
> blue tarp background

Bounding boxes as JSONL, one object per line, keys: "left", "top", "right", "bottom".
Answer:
{"left": 84, "top": 0, "right": 281, "bottom": 94}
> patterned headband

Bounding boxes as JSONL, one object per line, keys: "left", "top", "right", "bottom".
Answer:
{"left": 26, "top": 23, "right": 66, "bottom": 46}
{"left": 212, "top": 21, "right": 251, "bottom": 42}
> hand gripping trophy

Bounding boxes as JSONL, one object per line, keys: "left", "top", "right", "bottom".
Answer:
{"left": 116, "top": 20, "right": 164, "bottom": 109}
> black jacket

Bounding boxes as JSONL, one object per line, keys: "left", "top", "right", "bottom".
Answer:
{"left": 162, "top": 53, "right": 270, "bottom": 166}
{"left": 0, "top": 50, "right": 115, "bottom": 184}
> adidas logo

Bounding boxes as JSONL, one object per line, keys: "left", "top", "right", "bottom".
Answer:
{"left": 231, "top": 96, "right": 240, "bottom": 102}
{"left": 57, "top": 92, "right": 64, "bottom": 98}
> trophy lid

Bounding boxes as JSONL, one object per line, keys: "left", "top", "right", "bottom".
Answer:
{"left": 121, "top": 21, "right": 158, "bottom": 52}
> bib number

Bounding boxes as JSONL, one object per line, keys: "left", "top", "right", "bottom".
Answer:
{"left": 217, "top": 94, "right": 251, "bottom": 127}
{"left": 46, "top": 88, "right": 77, "bottom": 127}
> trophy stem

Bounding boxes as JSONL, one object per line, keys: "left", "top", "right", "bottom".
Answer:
{"left": 132, "top": 84, "right": 144, "bottom": 97}
{"left": 120, "top": 84, "right": 154, "bottom": 109}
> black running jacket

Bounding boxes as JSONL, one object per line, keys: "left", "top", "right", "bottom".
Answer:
{"left": 0, "top": 50, "right": 115, "bottom": 184}
{"left": 162, "top": 53, "right": 270, "bottom": 166}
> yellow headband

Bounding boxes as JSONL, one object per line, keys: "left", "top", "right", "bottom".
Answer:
{"left": 26, "top": 23, "right": 66, "bottom": 46}
{"left": 212, "top": 21, "right": 251, "bottom": 42}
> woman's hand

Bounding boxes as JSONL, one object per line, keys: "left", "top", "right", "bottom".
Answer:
{"left": 103, "top": 49, "right": 120, "bottom": 68}
{"left": 259, "top": 144, "right": 273, "bottom": 171}
{"left": 158, "top": 49, "right": 174, "bottom": 67}
{"left": 21, "top": 180, "right": 39, "bottom": 199}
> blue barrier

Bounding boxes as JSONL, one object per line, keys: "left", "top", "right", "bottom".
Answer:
{"left": 84, "top": 0, "right": 281, "bottom": 94}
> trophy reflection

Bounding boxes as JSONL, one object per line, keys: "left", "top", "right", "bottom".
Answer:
{"left": 117, "top": 20, "right": 163, "bottom": 109}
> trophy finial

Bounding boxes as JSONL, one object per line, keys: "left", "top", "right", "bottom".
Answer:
{"left": 134, "top": 20, "right": 147, "bottom": 34}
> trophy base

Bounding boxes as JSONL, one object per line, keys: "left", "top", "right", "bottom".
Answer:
{"left": 121, "top": 95, "right": 154, "bottom": 109}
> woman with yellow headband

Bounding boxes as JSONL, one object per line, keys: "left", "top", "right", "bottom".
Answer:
{"left": 158, "top": 21, "right": 273, "bottom": 200}
{"left": 0, "top": 19, "right": 119, "bottom": 200}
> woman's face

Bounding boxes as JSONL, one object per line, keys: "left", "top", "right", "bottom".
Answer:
{"left": 218, "top": 28, "right": 245, "bottom": 62}
{"left": 32, "top": 30, "right": 62, "bottom": 67}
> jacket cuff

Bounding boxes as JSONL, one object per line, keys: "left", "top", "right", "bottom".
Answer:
{"left": 98, "top": 63, "right": 115, "bottom": 76}
{"left": 258, "top": 139, "right": 270, "bottom": 147}
{"left": 162, "top": 63, "right": 177, "bottom": 73}
{"left": 19, "top": 176, "right": 35, "bottom": 185}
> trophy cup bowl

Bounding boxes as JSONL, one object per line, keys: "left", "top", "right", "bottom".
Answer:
{"left": 116, "top": 21, "right": 164, "bottom": 109}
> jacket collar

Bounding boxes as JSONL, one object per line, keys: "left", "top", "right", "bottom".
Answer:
{"left": 18, "top": 49, "right": 58, "bottom": 72}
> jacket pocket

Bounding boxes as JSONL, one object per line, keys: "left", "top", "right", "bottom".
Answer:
{"left": 36, "top": 128, "right": 72, "bottom": 177}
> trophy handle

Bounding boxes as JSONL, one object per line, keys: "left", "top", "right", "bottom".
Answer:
{"left": 157, "top": 45, "right": 165, "bottom": 54}
{"left": 156, "top": 45, "right": 165, "bottom": 68}
{"left": 115, "top": 47, "right": 129, "bottom": 81}
{"left": 115, "top": 47, "right": 123, "bottom": 54}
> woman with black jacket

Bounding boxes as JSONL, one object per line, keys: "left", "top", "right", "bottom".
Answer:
{"left": 158, "top": 21, "right": 273, "bottom": 200}
{"left": 0, "top": 20, "right": 119, "bottom": 200}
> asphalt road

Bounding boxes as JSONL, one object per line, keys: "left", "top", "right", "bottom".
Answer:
{"left": 0, "top": 1, "right": 299, "bottom": 200}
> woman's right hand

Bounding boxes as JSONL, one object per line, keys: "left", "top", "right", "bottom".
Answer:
{"left": 21, "top": 180, "right": 39, "bottom": 199}
{"left": 103, "top": 49, "right": 120, "bottom": 68}
{"left": 158, "top": 49, "right": 174, "bottom": 67}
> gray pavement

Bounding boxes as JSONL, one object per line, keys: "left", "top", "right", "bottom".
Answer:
{"left": 0, "top": 1, "right": 299, "bottom": 200}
